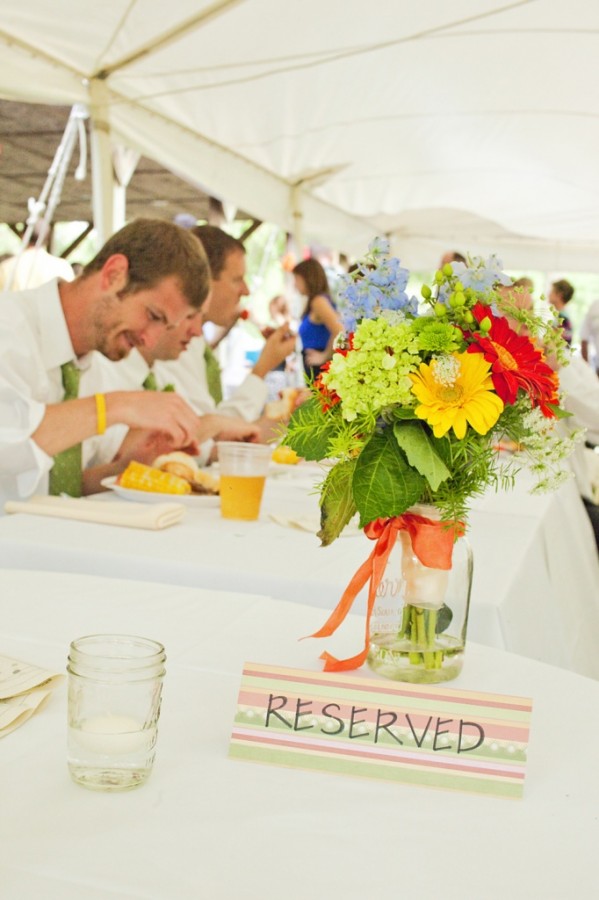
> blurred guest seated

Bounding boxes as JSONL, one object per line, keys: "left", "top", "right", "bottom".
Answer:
{"left": 548, "top": 279, "right": 574, "bottom": 345}
{"left": 157, "top": 225, "right": 296, "bottom": 421}
{"left": 581, "top": 298, "right": 599, "bottom": 376}
{"left": 439, "top": 250, "right": 466, "bottom": 267}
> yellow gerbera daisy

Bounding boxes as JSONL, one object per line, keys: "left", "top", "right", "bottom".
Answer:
{"left": 409, "top": 351, "right": 504, "bottom": 439}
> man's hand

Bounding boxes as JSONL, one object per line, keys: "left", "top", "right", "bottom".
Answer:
{"left": 252, "top": 324, "right": 296, "bottom": 378}
{"left": 212, "top": 416, "right": 262, "bottom": 444}
{"left": 108, "top": 391, "right": 202, "bottom": 449}
{"left": 112, "top": 429, "right": 196, "bottom": 467}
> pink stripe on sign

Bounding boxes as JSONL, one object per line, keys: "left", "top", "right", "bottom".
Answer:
{"left": 234, "top": 726, "right": 525, "bottom": 776}
{"left": 242, "top": 665, "right": 533, "bottom": 712}
{"left": 231, "top": 729, "right": 524, "bottom": 781}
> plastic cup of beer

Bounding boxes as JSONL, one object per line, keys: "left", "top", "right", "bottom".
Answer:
{"left": 217, "top": 442, "right": 272, "bottom": 520}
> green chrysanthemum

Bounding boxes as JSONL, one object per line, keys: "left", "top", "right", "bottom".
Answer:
{"left": 412, "top": 318, "right": 463, "bottom": 355}
{"left": 322, "top": 318, "right": 421, "bottom": 421}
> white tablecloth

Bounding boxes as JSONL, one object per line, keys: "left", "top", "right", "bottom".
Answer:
{"left": 0, "top": 466, "right": 598, "bottom": 678}
{"left": 0, "top": 569, "right": 598, "bottom": 900}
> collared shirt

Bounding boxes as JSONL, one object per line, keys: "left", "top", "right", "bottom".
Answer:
{"left": 558, "top": 355, "right": 599, "bottom": 501}
{"left": 581, "top": 299, "right": 599, "bottom": 371}
{"left": 155, "top": 335, "right": 268, "bottom": 422}
{"left": 0, "top": 279, "right": 76, "bottom": 506}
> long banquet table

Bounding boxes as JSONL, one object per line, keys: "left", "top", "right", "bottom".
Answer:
{"left": 0, "top": 568, "right": 597, "bottom": 900}
{"left": 0, "top": 464, "right": 598, "bottom": 678}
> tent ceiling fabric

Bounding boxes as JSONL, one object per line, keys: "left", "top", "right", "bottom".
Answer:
{"left": 1, "top": 0, "right": 599, "bottom": 268}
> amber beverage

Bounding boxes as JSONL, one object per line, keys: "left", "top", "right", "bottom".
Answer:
{"left": 217, "top": 443, "right": 272, "bottom": 521}
{"left": 220, "top": 474, "right": 266, "bottom": 520}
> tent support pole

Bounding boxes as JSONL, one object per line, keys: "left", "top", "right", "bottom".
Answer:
{"left": 88, "top": 78, "right": 115, "bottom": 245}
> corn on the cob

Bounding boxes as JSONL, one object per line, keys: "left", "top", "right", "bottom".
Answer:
{"left": 117, "top": 461, "right": 192, "bottom": 495}
{"left": 271, "top": 445, "right": 300, "bottom": 465}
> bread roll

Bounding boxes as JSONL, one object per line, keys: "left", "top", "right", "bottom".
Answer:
{"left": 152, "top": 451, "right": 199, "bottom": 482}
{"left": 153, "top": 452, "right": 220, "bottom": 495}
{"left": 191, "top": 469, "right": 220, "bottom": 495}
{"left": 264, "top": 387, "right": 300, "bottom": 421}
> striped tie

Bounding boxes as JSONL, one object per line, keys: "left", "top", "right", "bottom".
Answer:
{"left": 48, "top": 361, "right": 82, "bottom": 497}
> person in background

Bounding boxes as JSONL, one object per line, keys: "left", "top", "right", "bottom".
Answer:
{"left": 581, "top": 298, "right": 599, "bottom": 376}
{"left": 293, "top": 258, "right": 343, "bottom": 381}
{"left": 156, "top": 225, "right": 296, "bottom": 421}
{"left": 0, "top": 218, "right": 211, "bottom": 507}
{"left": 439, "top": 250, "right": 466, "bottom": 267}
{"left": 501, "top": 281, "right": 599, "bottom": 550}
{"left": 0, "top": 223, "right": 74, "bottom": 290}
{"left": 548, "top": 279, "right": 574, "bottom": 344}
{"left": 513, "top": 276, "right": 534, "bottom": 293}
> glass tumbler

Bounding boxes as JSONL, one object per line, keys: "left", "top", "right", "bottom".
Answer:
{"left": 67, "top": 634, "right": 166, "bottom": 791}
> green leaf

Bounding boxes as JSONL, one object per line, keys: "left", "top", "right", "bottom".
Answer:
{"left": 318, "top": 459, "right": 358, "bottom": 546}
{"left": 389, "top": 407, "right": 418, "bottom": 420}
{"left": 393, "top": 421, "right": 451, "bottom": 491}
{"left": 352, "top": 430, "right": 425, "bottom": 527}
{"left": 284, "top": 397, "right": 335, "bottom": 461}
{"left": 544, "top": 403, "right": 572, "bottom": 420}
{"left": 435, "top": 604, "right": 453, "bottom": 634}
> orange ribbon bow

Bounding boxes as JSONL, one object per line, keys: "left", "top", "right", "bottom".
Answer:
{"left": 309, "top": 514, "right": 462, "bottom": 672}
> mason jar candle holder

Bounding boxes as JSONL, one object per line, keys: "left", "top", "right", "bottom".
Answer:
{"left": 67, "top": 634, "right": 166, "bottom": 792}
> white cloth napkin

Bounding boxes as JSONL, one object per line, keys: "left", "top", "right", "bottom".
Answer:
{"left": 4, "top": 495, "right": 185, "bottom": 530}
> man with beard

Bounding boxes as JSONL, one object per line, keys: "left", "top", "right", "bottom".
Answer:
{"left": 0, "top": 218, "right": 212, "bottom": 507}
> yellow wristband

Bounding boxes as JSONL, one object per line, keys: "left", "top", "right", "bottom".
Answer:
{"left": 95, "top": 393, "right": 107, "bottom": 435}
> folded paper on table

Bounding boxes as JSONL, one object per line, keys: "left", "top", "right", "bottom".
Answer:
{"left": 4, "top": 495, "right": 185, "bottom": 529}
{"left": 0, "top": 653, "right": 64, "bottom": 738}
{"left": 269, "top": 512, "right": 361, "bottom": 537}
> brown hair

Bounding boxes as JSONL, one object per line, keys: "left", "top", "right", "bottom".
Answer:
{"left": 292, "top": 258, "right": 330, "bottom": 304}
{"left": 83, "top": 218, "right": 210, "bottom": 309}
{"left": 191, "top": 225, "right": 245, "bottom": 279}
{"left": 551, "top": 279, "right": 574, "bottom": 304}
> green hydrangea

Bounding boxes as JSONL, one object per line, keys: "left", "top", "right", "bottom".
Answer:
{"left": 322, "top": 318, "right": 421, "bottom": 421}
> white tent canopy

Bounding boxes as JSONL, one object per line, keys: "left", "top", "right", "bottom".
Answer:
{"left": 2, "top": 0, "right": 599, "bottom": 270}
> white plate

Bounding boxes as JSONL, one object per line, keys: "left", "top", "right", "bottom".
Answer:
{"left": 100, "top": 477, "right": 220, "bottom": 507}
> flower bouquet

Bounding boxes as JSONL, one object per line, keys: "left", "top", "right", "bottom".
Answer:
{"left": 284, "top": 239, "right": 576, "bottom": 681}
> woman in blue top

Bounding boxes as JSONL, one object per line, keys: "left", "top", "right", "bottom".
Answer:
{"left": 293, "top": 258, "right": 343, "bottom": 381}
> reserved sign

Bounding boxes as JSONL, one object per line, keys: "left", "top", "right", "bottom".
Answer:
{"left": 229, "top": 663, "right": 532, "bottom": 799}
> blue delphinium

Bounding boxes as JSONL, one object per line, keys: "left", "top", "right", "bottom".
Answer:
{"left": 451, "top": 255, "right": 512, "bottom": 292}
{"left": 339, "top": 239, "right": 417, "bottom": 331}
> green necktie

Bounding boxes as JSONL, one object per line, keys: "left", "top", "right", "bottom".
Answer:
{"left": 143, "top": 371, "right": 158, "bottom": 391}
{"left": 204, "top": 344, "right": 223, "bottom": 405}
{"left": 143, "top": 371, "right": 175, "bottom": 392}
{"left": 48, "top": 361, "right": 82, "bottom": 498}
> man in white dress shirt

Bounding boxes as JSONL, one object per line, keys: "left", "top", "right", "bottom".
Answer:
{"left": 581, "top": 298, "right": 599, "bottom": 376}
{"left": 156, "top": 225, "right": 296, "bottom": 421}
{"left": 0, "top": 218, "right": 214, "bottom": 507}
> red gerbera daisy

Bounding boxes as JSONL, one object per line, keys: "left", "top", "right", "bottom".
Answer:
{"left": 465, "top": 303, "right": 559, "bottom": 417}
